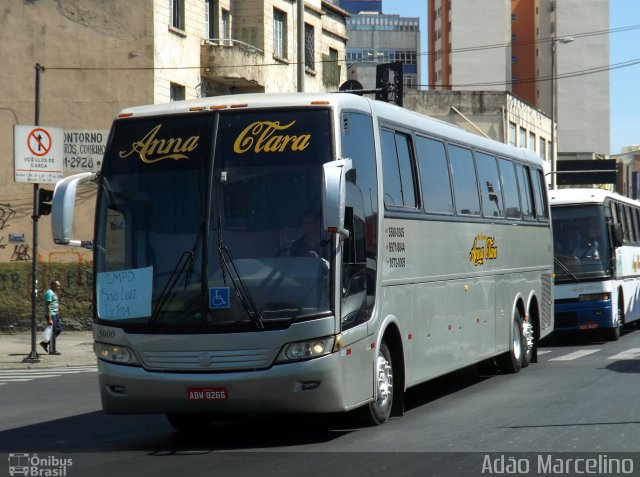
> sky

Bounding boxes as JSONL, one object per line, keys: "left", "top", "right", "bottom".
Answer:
{"left": 383, "top": 0, "right": 640, "bottom": 155}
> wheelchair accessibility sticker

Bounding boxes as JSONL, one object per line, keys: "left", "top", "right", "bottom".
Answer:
{"left": 209, "top": 287, "right": 230, "bottom": 309}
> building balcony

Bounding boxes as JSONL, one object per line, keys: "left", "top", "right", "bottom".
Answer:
{"left": 201, "top": 39, "right": 266, "bottom": 94}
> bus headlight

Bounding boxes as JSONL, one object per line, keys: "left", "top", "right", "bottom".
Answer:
{"left": 276, "top": 336, "right": 335, "bottom": 363}
{"left": 94, "top": 342, "right": 140, "bottom": 365}
{"left": 579, "top": 293, "right": 610, "bottom": 302}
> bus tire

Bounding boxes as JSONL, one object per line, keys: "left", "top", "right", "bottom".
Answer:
{"left": 497, "top": 310, "right": 524, "bottom": 374}
{"left": 357, "top": 341, "right": 394, "bottom": 426}
{"left": 604, "top": 301, "right": 623, "bottom": 341}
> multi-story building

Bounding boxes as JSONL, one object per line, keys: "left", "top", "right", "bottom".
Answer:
{"left": 336, "top": 1, "right": 421, "bottom": 91}
{"left": 0, "top": 0, "right": 348, "bottom": 265}
{"left": 428, "top": 0, "right": 610, "bottom": 156}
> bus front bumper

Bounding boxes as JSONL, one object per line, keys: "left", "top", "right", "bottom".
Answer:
{"left": 97, "top": 352, "right": 349, "bottom": 415}
{"left": 554, "top": 300, "right": 613, "bottom": 332}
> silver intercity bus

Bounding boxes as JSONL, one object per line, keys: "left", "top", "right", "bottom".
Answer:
{"left": 52, "top": 93, "right": 554, "bottom": 429}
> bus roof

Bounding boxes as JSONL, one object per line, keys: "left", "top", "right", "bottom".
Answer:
{"left": 116, "top": 92, "right": 544, "bottom": 168}
{"left": 549, "top": 188, "right": 640, "bottom": 207}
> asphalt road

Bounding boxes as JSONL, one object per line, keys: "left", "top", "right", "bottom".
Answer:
{"left": 1, "top": 329, "right": 640, "bottom": 477}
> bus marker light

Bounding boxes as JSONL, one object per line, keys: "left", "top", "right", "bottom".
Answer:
{"left": 189, "top": 106, "right": 206, "bottom": 111}
{"left": 210, "top": 105, "right": 227, "bottom": 110}
{"left": 407, "top": 334, "right": 412, "bottom": 340}
{"left": 230, "top": 104, "right": 248, "bottom": 109}
{"left": 118, "top": 112, "right": 134, "bottom": 118}
{"left": 311, "top": 101, "right": 330, "bottom": 105}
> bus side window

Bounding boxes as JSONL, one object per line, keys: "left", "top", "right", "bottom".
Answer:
{"left": 498, "top": 158, "right": 522, "bottom": 219}
{"left": 415, "top": 136, "right": 454, "bottom": 214}
{"left": 516, "top": 164, "right": 535, "bottom": 220}
{"left": 449, "top": 144, "right": 481, "bottom": 216}
{"left": 531, "top": 168, "right": 549, "bottom": 220}
{"left": 381, "top": 129, "right": 418, "bottom": 209}
{"left": 475, "top": 152, "right": 504, "bottom": 218}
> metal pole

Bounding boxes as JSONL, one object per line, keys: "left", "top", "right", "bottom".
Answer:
{"left": 27, "top": 63, "right": 44, "bottom": 361}
{"left": 550, "top": 39, "right": 556, "bottom": 190}
{"left": 297, "top": 0, "right": 305, "bottom": 92}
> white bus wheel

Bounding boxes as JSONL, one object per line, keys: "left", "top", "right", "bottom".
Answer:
{"left": 357, "top": 341, "right": 394, "bottom": 426}
{"left": 497, "top": 310, "right": 524, "bottom": 374}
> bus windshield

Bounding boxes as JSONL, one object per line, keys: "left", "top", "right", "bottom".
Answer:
{"left": 95, "top": 109, "right": 333, "bottom": 332}
{"left": 551, "top": 204, "right": 610, "bottom": 282}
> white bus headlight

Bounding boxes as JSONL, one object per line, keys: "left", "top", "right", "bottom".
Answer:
{"left": 94, "top": 342, "right": 140, "bottom": 365}
{"left": 276, "top": 336, "right": 335, "bottom": 362}
{"left": 579, "top": 293, "right": 610, "bottom": 302}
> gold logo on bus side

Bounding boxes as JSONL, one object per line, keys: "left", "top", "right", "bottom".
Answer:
{"left": 469, "top": 233, "right": 498, "bottom": 266}
{"left": 233, "top": 120, "right": 311, "bottom": 154}
{"left": 119, "top": 124, "right": 200, "bottom": 163}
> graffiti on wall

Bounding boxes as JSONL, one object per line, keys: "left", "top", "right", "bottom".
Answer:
{"left": 0, "top": 204, "right": 16, "bottom": 230}
{"left": 10, "top": 244, "right": 31, "bottom": 262}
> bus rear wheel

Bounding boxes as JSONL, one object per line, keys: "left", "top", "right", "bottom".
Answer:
{"left": 357, "top": 342, "right": 394, "bottom": 426}
{"left": 497, "top": 310, "right": 524, "bottom": 373}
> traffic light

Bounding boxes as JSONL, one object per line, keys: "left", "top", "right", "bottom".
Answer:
{"left": 37, "top": 188, "right": 54, "bottom": 216}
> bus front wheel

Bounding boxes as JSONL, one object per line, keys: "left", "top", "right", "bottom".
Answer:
{"left": 497, "top": 310, "right": 524, "bottom": 374}
{"left": 357, "top": 341, "right": 394, "bottom": 426}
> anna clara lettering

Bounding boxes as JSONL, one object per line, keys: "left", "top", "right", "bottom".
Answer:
{"left": 119, "top": 124, "right": 200, "bottom": 164}
{"left": 233, "top": 120, "right": 311, "bottom": 154}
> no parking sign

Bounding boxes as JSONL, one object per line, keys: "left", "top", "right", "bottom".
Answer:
{"left": 14, "top": 125, "right": 64, "bottom": 183}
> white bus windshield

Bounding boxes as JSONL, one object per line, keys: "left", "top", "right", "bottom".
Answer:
{"left": 552, "top": 204, "right": 610, "bottom": 282}
{"left": 95, "top": 109, "right": 333, "bottom": 332}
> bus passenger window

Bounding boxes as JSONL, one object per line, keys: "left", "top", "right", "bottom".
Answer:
{"left": 531, "top": 169, "right": 549, "bottom": 220}
{"left": 516, "top": 164, "right": 535, "bottom": 219}
{"left": 381, "top": 129, "right": 417, "bottom": 209}
{"left": 415, "top": 136, "right": 454, "bottom": 214}
{"left": 449, "top": 145, "right": 481, "bottom": 216}
{"left": 475, "top": 152, "right": 504, "bottom": 218}
{"left": 498, "top": 158, "right": 522, "bottom": 219}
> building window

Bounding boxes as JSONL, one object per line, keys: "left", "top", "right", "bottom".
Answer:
{"left": 519, "top": 127, "right": 526, "bottom": 148}
{"left": 508, "top": 122, "right": 517, "bottom": 146}
{"left": 539, "top": 137, "right": 546, "bottom": 160}
{"left": 305, "top": 24, "right": 315, "bottom": 71}
{"left": 221, "top": 9, "right": 230, "bottom": 44}
{"left": 170, "top": 83, "right": 185, "bottom": 102}
{"left": 273, "top": 9, "right": 287, "bottom": 59}
{"left": 170, "top": 0, "right": 185, "bottom": 30}
{"left": 205, "top": 0, "right": 219, "bottom": 39}
{"left": 529, "top": 132, "right": 536, "bottom": 152}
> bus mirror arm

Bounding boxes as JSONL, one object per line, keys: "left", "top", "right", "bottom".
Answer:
{"left": 52, "top": 172, "right": 96, "bottom": 248}
{"left": 322, "top": 158, "right": 353, "bottom": 241}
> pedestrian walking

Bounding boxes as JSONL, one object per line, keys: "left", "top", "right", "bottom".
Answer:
{"left": 40, "top": 280, "right": 63, "bottom": 355}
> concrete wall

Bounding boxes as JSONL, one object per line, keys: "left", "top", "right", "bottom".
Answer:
{"left": 0, "top": 0, "right": 155, "bottom": 268}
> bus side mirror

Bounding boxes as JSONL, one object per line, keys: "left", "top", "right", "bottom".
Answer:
{"left": 610, "top": 223, "right": 623, "bottom": 247}
{"left": 322, "top": 158, "right": 352, "bottom": 240}
{"left": 52, "top": 172, "right": 96, "bottom": 249}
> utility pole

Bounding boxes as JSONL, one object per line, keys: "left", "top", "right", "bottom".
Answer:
{"left": 297, "top": 0, "right": 305, "bottom": 92}
{"left": 26, "top": 63, "right": 45, "bottom": 361}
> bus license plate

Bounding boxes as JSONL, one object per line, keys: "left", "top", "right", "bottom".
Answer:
{"left": 579, "top": 323, "right": 598, "bottom": 330}
{"left": 187, "top": 387, "right": 228, "bottom": 401}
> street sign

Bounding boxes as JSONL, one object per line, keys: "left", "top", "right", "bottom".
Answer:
{"left": 14, "top": 125, "right": 64, "bottom": 184}
{"left": 64, "top": 129, "right": 109, "bottom": 174}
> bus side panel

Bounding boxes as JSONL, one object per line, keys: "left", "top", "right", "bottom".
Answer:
{"left": 338, "top": 325, "right": 376, "bottom": 410}
{"left": 408, "top": 277, "right": 496, "bottom": 387}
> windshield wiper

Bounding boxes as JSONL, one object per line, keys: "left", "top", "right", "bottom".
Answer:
{"left": 217, "top": 214, "right": 265, "bottom": 330}
{"left": 554, "top": 256, "right": 580, "bottom": 282}
{"left": 150, "top": 224, "right": 203, "bottom": 328}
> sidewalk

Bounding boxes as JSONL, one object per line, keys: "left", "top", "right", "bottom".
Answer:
{"left": 0, "top": 331, "right": 95, "bottom": 369}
